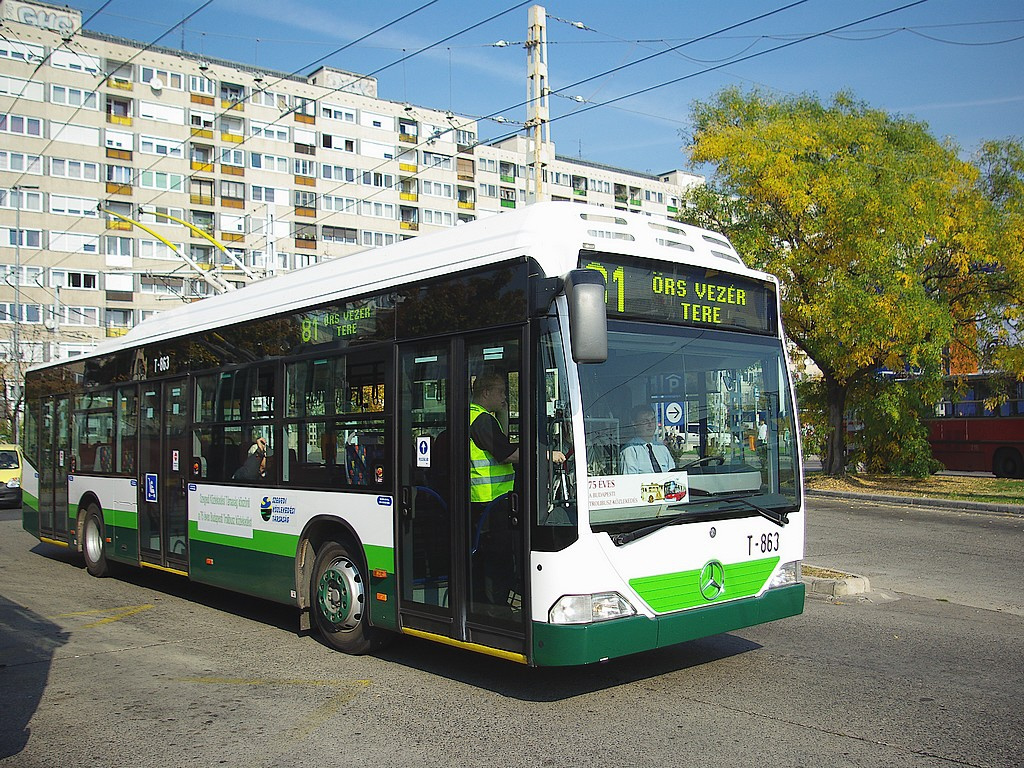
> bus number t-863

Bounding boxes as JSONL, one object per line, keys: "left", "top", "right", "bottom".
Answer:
{"left": 748, "top": 532, "right": 780, "bottom": 555}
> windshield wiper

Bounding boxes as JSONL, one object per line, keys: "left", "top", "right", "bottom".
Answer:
{"left": 611, "top": 496, "right": 792, "bottom": 546}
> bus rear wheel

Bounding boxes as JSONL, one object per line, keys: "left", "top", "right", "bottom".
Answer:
{"left": 993, "top": 448, "right": 1024, "bottom": 479}
{"left": 311, "top": 540, "right": 384, "bottom": 654}
{"left": 82, "top": 506, "right": 109, "bottom": 577}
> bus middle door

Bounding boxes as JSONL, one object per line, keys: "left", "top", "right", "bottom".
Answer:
{"left": 138, "top": 378, "right": 189, "bottom": 572}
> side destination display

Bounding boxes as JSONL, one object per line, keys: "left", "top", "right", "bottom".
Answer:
{"left": 582, "top": 253, "right": 776, "bottom": 334}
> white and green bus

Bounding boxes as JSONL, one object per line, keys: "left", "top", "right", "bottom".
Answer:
{"left": 21, "top": 202, "right": 804, "bottom": 666}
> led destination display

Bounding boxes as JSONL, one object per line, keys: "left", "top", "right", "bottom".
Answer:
{"left": 582, "top": 254, "right": 776, "bottom": 334}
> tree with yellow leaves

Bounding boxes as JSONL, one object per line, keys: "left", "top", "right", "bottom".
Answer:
{"left": 680, "top": 88, "right": 1024, "bottom": 476}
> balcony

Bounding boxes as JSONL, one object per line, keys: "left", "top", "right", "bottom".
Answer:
{"left": 191, "top": 94, "right": 214, "bottom": 106}
{"left": 105, "top": 326, "right": 130, "bottom": 338}
{"left": 295, "top": 206, "right": 316, "bottom": 218}
{"left": 191, "top": 127, "right": 214, "bottom": 139}
{"left": 220, "top": 99, "right": 244, "bottom": 111}
{"left": 222, "top": 165, "right": 245, "bottom": 177}
{"left": 190, "top": 160, "right": 214, "bottom": 172}
{"left": 295, "top": 238, "right": 317, "bottom": 249}
{"left": 106, "top": 220, "right": 134, "bottom": 231}
{"left": 399, "top": 162, "right": 418, "bottom": 173}
{"left": 399, "top": 133, "right": 417, "bottom": 144}
{"left": 106, "top": 114, "right": 132, "bottom": 126}
{"left": 107, "top": 77, "right": 132, "bottom": 91}
{"left": 106, "top": 148, "right": 132, "bottom": 161}
{"left": 399, "top": 192, "right": 418, "bottom": 202}
{"left": 220, "top": 132, "right": 244, "bottom": 144}
{"left": 458, "top": 200, "right": 475, "bottom": 210}
{"left": 500, "top": 199, "right": 516, "bottom": 209}
{"left": 221, "top": 197, "right": 245, "bottom": 210}
{"left": 294, "top": 175, "right": 316, "bottom": 187}
{"left": 190, "top": 194, "right": 214, "bottom": 206}
{"left": 294, "top": 113, "right": 315, "bottom": 125}
{"left": 221, "top": 232, "right": 245, "bottom": 242}
{"left": 105, "top": 182, "right": 132, "bottom": 196}
{"left": 400, "top": 221, "right": 419, "bottom": 231}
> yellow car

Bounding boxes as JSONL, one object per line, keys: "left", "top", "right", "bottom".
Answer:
{"left": 0, "top": 444, "right": 23, "bottom": 509}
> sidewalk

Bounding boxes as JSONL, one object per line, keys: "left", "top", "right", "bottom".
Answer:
{"left": 804, "top": 487, "right": 1024, "bottom": 516}
{"left": 802, "top": 456, "right": 1023, "bottom": 516}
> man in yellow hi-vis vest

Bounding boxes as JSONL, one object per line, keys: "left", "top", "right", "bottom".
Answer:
{"left": 469, "top": 372, "right": 565, "bottom": 612}
{"left": 469, "top": 372, "right": 519, "bottom": 504}
{"left": 468, "top": 372, "right": 519, "bottom": 611}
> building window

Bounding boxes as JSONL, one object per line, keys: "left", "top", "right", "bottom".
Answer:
{"left": 293, "top": 190, "right": 317, "bottom": 208}
{"left": 220, "top": 180, "right": 245, "bottom": 201}
{"left": 49, "top": 157, "right": 97, "bottom": 180}
{"left": 50, "top": 85, "right": 97, "bottom": 109}
{"left": 141, "top": 66, "right": 183, "bottom": 90}
{"left": 140, "top": 171, "right": 184, "bottom": 191}
{"left": 251, "top": 153, "right": 289, "bottom": 173}
{"left": 140, "top": 134, "right": 183, "bottom": 158}
{"left": 0, "top": 113, "right": 43, "bottom": 137}
{"left": 322, "top": 225, "right": 357, "bottom": 243}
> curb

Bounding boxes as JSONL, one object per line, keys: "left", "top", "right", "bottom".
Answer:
{"left": 805, "top": 489, "right": 1024, "bottom": 516}
{"left": 802, "top": 566, "right": 870, "bottom": 597}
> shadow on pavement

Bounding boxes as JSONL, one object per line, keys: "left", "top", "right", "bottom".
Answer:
{"left": 0, "top": 594, "right": 69, "bottom": 759}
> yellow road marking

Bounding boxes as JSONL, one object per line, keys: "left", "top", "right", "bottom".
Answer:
{"left": 51, "top": 604, "right": 155, "bottom": 628}
{"left": 174, "top": 677, "right": 370, "bottom": 688}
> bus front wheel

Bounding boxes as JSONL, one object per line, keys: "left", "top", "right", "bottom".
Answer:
{"left": 82, "top": 506, "right": 110, "bottom": 577}
{"left": 311, "top": 540, "right": 383, "bottom": 655}
{"left": 993, "top": 448, "right": 1024, "bottom": 479}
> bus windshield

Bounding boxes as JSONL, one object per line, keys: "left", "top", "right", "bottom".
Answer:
{"left": 579, "top": 324, "right": 799, "bottom": 532}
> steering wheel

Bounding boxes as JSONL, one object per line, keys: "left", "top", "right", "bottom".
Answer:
{"left": 675, "top": 455, "right": 725, "bottom": 471}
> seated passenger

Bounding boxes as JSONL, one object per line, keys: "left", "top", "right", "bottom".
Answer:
{"left": 619, "top": 405, "right": 674, "bottom": 474}
{"left": 232, "top": 437, "right": 267, "bottom": 481}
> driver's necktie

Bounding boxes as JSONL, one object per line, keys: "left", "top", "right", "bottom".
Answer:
{"left": 646, "top": 443, "right": 662, "bottom": 472}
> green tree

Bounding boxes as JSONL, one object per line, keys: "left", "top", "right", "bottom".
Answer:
{"left": 679, "top": 87, "right": 1024, "bottom": 475}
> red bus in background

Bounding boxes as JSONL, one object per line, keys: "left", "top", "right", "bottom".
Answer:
{"left": 927, "top": 374, "right": 1024, "bottom": 478}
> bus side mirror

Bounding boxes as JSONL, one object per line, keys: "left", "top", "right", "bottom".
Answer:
{"left": 564, "top": 269, "right": 607, "bottom": 364}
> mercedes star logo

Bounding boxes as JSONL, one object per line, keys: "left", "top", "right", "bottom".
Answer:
{"left": 699, "top": 560, "right": 726, "bottom": 601}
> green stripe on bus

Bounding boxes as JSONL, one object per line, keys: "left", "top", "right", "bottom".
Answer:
{"left": 188, "top": 520, "right": 298, "bottom": 557}
{"left": 629, "top": 556, "right": 781, "bottom": 613}
{"left": 364, "top": 543, "right": 395, "bottom": 573}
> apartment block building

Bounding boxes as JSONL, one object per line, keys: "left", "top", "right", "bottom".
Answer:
{"left": 0, "top": 0, "right": 703, "bottom": 363}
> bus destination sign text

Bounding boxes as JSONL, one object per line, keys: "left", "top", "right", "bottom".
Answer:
{"left": 582, "top": 255, "right": 775, "bottom": 334}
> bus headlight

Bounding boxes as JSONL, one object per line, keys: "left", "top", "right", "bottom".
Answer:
{"left": 548, "top": 592, "right": 636, "bottom": 624}
{"left": 6, "top": 478, "right": 20, "bottom": 489}
{"left": 768, "top": 560, "right": 801, "bottom": 589}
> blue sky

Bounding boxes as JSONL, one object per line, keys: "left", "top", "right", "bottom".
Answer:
{"left": 70, "top": 0, "right": 1024, "bottom": 176}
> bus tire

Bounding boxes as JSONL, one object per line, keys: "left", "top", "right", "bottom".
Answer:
{"left": 82, "top": 506, "right": 110, "bottom": 578}
{"left": 311, "top": 539, "right": 383, "bottom": 654}
{"left": 993, "top": 448, "right": 1023, "bottom": 479}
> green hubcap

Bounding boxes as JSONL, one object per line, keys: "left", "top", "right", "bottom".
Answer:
{"left": 316, "top": 557, "right": 363, "bottom": 632}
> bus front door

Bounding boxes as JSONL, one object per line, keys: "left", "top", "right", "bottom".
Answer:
{"left": 137, "top": 378, "right": 189, "bottom": 572}
{"left": 398, "top": 335, "right": 527, "bottom": 659}
{"left": 37, "top": 395, "right": 70, "bottom": 542}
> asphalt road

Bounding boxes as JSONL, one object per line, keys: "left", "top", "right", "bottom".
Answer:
{"left": 1, "top": 498, "right": 1022, "bottom": 768}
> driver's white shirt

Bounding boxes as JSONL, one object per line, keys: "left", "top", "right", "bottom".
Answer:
{"left": 619, "top": 439, "right": 674, "bottom": 474}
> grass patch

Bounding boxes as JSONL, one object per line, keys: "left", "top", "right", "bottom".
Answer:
{"left": 805, "top": 472, "right": 1024, "bottom": 506}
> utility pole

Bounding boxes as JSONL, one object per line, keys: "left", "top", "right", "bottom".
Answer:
{"left": 11, "top": 184, "right": 38, "bottom": 444}
{"left": 525, "top": 5, "right": 551, "bottom": 203}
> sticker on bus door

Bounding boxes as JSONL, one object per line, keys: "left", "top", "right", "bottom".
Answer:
{"left": 145, "top": 473, "right": 158, "bottom": 503}
{"left": 416, "top": 436, "right": 431, "bottom": 468}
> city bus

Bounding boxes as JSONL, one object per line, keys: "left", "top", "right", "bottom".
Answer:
{"left": 928, "top": 374, "right": 1024, "bottom": 478}
{"left": 21, "top": 202, "right": 805, "bottom": 666}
